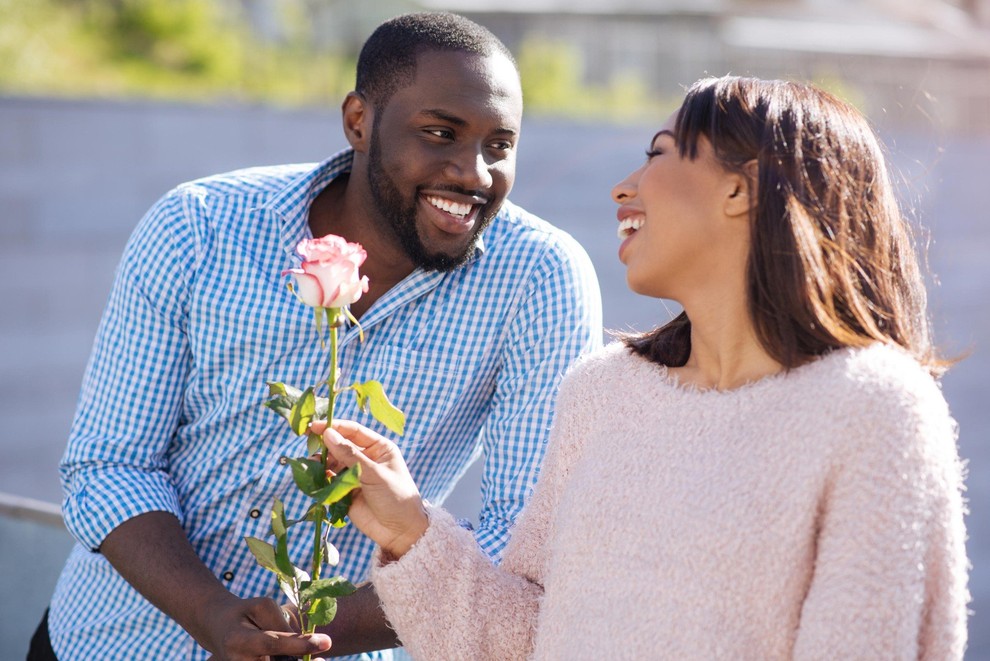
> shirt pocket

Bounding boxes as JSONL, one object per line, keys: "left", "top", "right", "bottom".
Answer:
{"left": 358, "top": 344, "right": 464, "bottom": 454}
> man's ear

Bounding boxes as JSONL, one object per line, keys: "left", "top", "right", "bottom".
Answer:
{"left": 342, "top": 92, "right": 372, "bottom": 152}
{"left": 724, "top": 160, "right": 759, "bottom": 218}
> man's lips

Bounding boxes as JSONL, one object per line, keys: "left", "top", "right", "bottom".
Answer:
{"left": 421, "top": 192, "right": 486, "bottom": 235}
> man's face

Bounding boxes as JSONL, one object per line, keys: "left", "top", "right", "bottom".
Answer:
{"left": 365, "top": 49, "right": 523, "bottom": 271}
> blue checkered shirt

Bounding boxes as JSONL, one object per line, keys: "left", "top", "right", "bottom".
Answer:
{"left": 50, "top": 149, "right": 602, "bottom": 660}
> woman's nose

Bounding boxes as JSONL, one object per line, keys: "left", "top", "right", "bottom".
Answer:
{"left": 611, "top": 170, "right": 640, "bottom": 203}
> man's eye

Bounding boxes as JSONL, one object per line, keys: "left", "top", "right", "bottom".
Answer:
{"left": 489, "top": 140, "right": 513, "bottom": 151}
{"left": 427, "top": 129, "right": 453, "bottom": 139}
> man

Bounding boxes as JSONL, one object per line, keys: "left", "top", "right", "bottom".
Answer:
{"left": 34, "top": 11, "right": 601, "bottom": 661}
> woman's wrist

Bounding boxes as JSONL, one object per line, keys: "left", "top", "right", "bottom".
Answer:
{"left": 381, "top": 505, "right": 430, "bottom": 561}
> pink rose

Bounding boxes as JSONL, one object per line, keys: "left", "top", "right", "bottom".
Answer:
{"left": 283, "top": 235, "right": 370, "bottom": 309}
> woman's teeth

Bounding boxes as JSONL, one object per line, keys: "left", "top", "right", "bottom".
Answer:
{"left": 617, "top": 216, "right": 644, "bottom": 239}
{"left": 427, "top": 195, "right": 472, "bottom": 219}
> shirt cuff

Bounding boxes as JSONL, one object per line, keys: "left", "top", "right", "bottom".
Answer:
{"left": 61, "top": 466, "right": 184, "bottom": 551}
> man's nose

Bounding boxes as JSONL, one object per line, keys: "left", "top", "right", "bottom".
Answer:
{"left": 444, "top": 146, "right": 494, "bottom": 191}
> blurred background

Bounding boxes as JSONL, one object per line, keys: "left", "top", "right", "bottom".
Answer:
{"left": 1, "top": 0, "right": 988, "bottom": 657}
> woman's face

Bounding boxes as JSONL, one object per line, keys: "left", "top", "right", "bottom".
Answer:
{"left": 611, "top": 113, "right": 746, "bottom": 302}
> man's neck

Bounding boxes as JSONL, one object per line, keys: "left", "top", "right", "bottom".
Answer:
{"left": 308, "top": 174, "right": 415, "bottom": 318}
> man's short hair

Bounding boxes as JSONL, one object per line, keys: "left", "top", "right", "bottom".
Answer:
{"left": 355, "top": 12, "right": 517, "bottom": 111}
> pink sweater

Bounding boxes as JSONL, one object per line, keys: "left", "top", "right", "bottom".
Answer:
{"left": 373, "top": 342, "right": 969, "bottom": 659}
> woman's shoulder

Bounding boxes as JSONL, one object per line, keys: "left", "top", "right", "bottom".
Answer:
{"left": 813, "top": 343, "right": 946, "bottom": 405}
{"left": 807, "top": 344, "right": 955, "bottom": 444}
{"left": 559, "top": 342, "right": 654, "bottom": 388}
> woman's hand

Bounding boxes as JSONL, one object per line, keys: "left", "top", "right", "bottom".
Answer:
{"left": 310, "top": 420, "right": 429, "bottom": 559}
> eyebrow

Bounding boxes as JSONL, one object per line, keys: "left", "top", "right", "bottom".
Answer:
{"left": 419, "top": 109, "right": 518, "bottom": 136}
{"left": 651, "top": 129, "right": 676, "bottom": 146}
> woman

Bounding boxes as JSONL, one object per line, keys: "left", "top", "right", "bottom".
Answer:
{"left": 316, "top": 76, "right": 969, "bottom": 659}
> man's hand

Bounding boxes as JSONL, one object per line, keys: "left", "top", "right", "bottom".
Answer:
{"left": 200, "top": 593, "right": 330, "bottom": 660}
{"left": 311, "top": 420, "right": 429, "bottom": 559}
{"left": 99, "top": 511, "right": 330, "bottom": 660}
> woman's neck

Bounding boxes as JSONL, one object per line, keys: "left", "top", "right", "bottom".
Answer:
{"left": 671, "top": 294, "right": 783, "bottom": 391}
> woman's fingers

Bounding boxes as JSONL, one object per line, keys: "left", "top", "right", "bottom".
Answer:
{"left": 330, "top": 419, "right": 388, "bottom": 448}
{"left": 322, "top": 427, "right": 379, "bottom": 470}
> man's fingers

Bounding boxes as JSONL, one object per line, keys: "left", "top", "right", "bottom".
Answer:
{"left": 226, "top": 630, "right": 331, "bottom": 659}
{"left": 244, "top": 598, "right": 294, "bottom": 633}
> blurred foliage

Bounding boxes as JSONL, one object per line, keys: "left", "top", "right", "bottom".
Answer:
{"left": 0, "top": 0, "right": 688, "bottom": 121}
{"left": 517, "top": 36, "right": 679, "bottom": 123}
{"left": 0, "top": 0, "right": 355, "bottom": 107}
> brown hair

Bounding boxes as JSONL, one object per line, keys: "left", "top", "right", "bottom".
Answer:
{"left": 624, "top": 76, "right": 949, "bottom": 375}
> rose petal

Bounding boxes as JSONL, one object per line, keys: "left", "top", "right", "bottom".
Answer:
{"left": 290, "top": 271, "right": 324, "bottom": 308}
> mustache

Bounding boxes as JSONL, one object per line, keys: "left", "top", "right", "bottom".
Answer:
{"left": 423, "top": 184, "right": 491, "bottom": 203}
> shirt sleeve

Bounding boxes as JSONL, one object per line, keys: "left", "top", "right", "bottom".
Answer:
{"left": 473, "top": 233, "right": 602, "bottom": 558}
{"left": 792, "top": 372, "right": 969, "bottom": 660}
{"left": 59, "top": 189, "right": 204, "bottom": 551}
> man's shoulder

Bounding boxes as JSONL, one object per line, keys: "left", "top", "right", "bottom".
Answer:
{"left": 486, "top": 200, "right": 592, "bottom": 266}
{"left": 170, "top": 162, "right": 317, "bottom": 202}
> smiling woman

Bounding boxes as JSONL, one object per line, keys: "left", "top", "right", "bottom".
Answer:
{"left": 318, "top": 75, "right": 970, "bottom": 660}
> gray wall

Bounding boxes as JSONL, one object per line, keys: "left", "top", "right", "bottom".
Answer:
{"left": 2, "top": 95, "right": 988, "bottom": 657}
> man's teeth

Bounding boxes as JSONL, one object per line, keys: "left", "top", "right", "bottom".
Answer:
{"left": 427, "top": 196, "right": 472, "bottom": 218}
{"left": 617, "top": 216, "right": 644, "bottom": 239}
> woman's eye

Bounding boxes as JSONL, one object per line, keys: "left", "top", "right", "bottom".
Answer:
{"left": 645, "top": 149, "right": 663, "bottom": 160}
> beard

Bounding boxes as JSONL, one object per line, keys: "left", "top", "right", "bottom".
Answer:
{"left": 366, "top": 129, "right": 494, "bottom": 272}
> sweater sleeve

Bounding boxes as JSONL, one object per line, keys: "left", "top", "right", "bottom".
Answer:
{"left": 793, "top": 367, "right": 969, "bottom": 660}
{"left": 371, "top": 358, "right": 597, "bottom": 659}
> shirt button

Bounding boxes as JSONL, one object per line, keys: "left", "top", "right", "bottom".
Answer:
{"left": 278, "top": 456, "right": 289, "bottom": 465}
{"left": 249, "top": 508, "right": 261, "bottom": 519}
{"left": 222, "top": 571, "right": 235, "bottom": 581}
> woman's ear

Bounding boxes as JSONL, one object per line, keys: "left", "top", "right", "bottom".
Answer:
{"left": 724, "top": 160, "right": 759, "bottom": 218}
{"left": 341, "top": 92, "right": 372, "bottom": 152}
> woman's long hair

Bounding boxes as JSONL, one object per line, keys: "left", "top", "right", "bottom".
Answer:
{"left": 625, "top": 76, "right": 948, "bottom": 375}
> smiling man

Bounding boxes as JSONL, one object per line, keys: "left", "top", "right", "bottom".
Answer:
{"left": 34, "top": 11, "right": 602, "bottom": 661}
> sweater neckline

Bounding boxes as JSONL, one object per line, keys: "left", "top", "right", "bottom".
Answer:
{"left": 616, "top": 342, "right": 858, "bottom": 399}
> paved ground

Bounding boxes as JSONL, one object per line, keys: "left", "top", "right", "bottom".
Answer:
{"left": 1, "top": 97, "right": 987, "bottom": 657}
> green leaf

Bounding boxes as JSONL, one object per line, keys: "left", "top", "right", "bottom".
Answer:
{"left": 270, "top": 497, "right": 288, "bottom": 538}
{"left": 278, "top": 565, "right": 310, "bottom": 608}
{"left": 307, "top": 596, "right": 338, "bottom": 627}
{"left": 289, "top": 387, "right": 316, "bottom": 436}
{"left": 323, "top": 540, "right": 340, "bottom": 567}
{"left": 244, "top": 536, "right": 280, "bottom": 574}
{"left": 317, "top": 464, "right": 362, "bottom": 507}
{"left": 263, "top": 382, "right": 329, "bottom": 429}
{"left": 351, "top": 380, "right": 406, "bottom": 436}
{"left": 286, "top": 457, "right": 329, "bottom": 497}
{"left": 274, "top": 529, "right": 295, "bottom": 578}
{"left": 300, "top": 576, "right": 357, "bottom": 603}
{"left": 327, "top": 493, "right": 352, "bottom": 528}
{"left": 306, "top": 432, "right": 323, "bottom": 456}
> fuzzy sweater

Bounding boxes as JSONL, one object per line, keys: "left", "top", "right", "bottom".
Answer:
{"left": 372, "top": 342, "right": 969, "bottom": 660}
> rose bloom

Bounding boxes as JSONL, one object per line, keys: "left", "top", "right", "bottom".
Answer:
{"left": 284, "top": 235, "right": 370, "bottom": 309}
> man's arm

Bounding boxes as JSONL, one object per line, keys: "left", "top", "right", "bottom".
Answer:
{"left": 475, "top": 233, "right": 603, "bottom": 557}
{"left": 315, "top": 584, "right": 400, "bottom": 656}
{"left": 100, "top": 512, "right": 331, "bottom": 660}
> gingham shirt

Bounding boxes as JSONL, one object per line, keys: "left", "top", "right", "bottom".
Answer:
{"left": 50, "top": 149, "right": 603, "bottom": 660}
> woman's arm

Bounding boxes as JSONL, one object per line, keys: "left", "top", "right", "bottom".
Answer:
{"left": 793, "top": 377, "right": 968, "bottom": 660}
